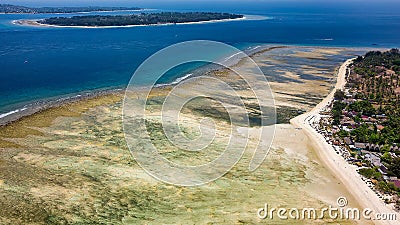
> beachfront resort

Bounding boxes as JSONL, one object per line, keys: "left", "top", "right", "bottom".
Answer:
{"left": 315, "top": 49, "right": 400, "bottom": 210}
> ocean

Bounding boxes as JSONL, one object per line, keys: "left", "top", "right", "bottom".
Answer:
{"left": 1, "top": 1, "right": 400, "bottom": 116}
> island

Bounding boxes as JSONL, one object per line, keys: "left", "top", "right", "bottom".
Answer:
{"left": 0, "top": 4, "right": 141, "bottom": 14}
{"left": 31, "top": 12, "right": 244, "bottom": 27}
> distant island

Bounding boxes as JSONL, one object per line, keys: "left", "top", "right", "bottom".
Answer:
{"left": 0, "top": 4, "right": 141, "bottom": 14}
{"left": 17, "top": 12, "right": 244, "bottom": 28}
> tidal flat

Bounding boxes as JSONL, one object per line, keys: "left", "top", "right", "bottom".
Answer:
{"left": 0, "top": 46, "right": 369, "bottom": 224}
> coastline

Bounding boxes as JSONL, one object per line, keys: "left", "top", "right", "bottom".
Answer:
{"left": 291, "top": 59, "right": 399, "bottom": 224}
{"left": 0, "top": 45, "right": 383, "bottom": 223}
{"left": 12, "top": 16, "right": 249, "bottom": 29}
{"left": 0, "top": 43, "right": 274, "bottom": 126}
{"left": 0, "top": 88, "right": 124, "bottom": 126}
{"left": 0, "top": 45, "right": 365, "bottom": 131}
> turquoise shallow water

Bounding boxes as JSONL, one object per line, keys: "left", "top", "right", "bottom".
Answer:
{"left": 0, "top": 1, "right": 400, "bottom": 115}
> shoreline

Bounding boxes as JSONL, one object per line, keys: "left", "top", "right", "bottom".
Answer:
{"left": 291, "top": 59, "right": 399, "bottom": 224}
{"left": 12, "top": 16, "right": 249, "bottom": 29}
{"left": 0, "top": 45, "right": 377, "bottom": 128}
{"left": 1, "top": 45, "right": 391, "bottom": 222}
{"left": 0, "top": 43, "right": 275, "bottom": 126}
{"left": 0, "top": 45, "right": 370, "bottom": 129}
{"left": 0, "top": 88, "right": 124, "bottom": 126}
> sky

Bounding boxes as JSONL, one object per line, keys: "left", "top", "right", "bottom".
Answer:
{"left": 1, "top": 0, "right": 399, "bottom": 13}
{"left": 1, "top": 0, "right": 399, "bottom": 6}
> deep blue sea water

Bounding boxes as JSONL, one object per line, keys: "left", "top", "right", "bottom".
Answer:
{"left": 1, "top": 1, "right": 400, "bottom": 115}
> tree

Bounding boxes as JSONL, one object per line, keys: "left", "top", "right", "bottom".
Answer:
{"left": 388, "top": 157, "right": 400, "bottom": 178}
{"left": 334, "top": 89, "right": 345, "bottom": 101}
{"left": 40, "top": 12, "right": 244, "bottom": 27}
{"left": 381, "top": 152, "right": 392, "bottom": 163}
{"left": 348, "top": 100, "right": 376, "bottom": 116}
{"left": 359, "top": 168, "right": 375, "bottom": 178}
{"left": 337, "top": 130, "right": 349, "bottom": 138}
{"left": 331, "top": 101, "right": 346, "bottom": 125}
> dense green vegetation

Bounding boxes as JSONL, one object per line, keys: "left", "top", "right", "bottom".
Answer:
{"left": 346, "top": 115, "right": 400, "bottom": 145}
{"left": 334, "top": 49, "right": 400, "bottom": 199}
{"left": 350, "top": 124, "right": 379, "bottom": 143}
{"left": 351, "top": 49, "right": 400, "bottom": 105}
{"left": 331, "top": 97, "right": 346, "bottom": 125}
{"left": 358, "top": 167, "right": 382, "bottom": 180}
{"left": 39, "top": 12, "right": 244, "bottom": 27}
{"left": 388, "top": 157, "right": 400, "bottom": 178}
{"left": 353, "top": 49, "right": 400, "bottom": 74}
{"left": 333, "top": 89, "right": 345, "bottom": 101}
{"left": 348, "top": 100, "right": 376, "bottom": 116}
{"left": 359, "top": 167, "right": 400, "bottom": 196}
{"left": 0, "top": 4, "right": 141, "bottom": 14}
{"left": 337, "top": 49, "right": 400, "bottom": 145}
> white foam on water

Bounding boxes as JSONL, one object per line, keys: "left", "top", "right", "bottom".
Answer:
{"left": 154, "top": 73, "right": 193, "bottom": 88}
{"left": 0, "top": 107, "right": 28, "bottom": 119}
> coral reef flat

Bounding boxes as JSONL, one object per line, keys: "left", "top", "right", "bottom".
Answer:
{"left": 0, "top": 46, "right": 369, "bottom": 224}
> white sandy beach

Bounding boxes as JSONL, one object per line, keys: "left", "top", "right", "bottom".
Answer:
{"left": 291, "top": 59, "right": 399, "bottom": 225}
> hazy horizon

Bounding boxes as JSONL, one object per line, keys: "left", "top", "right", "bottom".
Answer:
{"left": 2, "top": 0, "right": 400, "bottom": 15}
{"left": 2, "top": 0, "right": 400, "bottom": 7}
